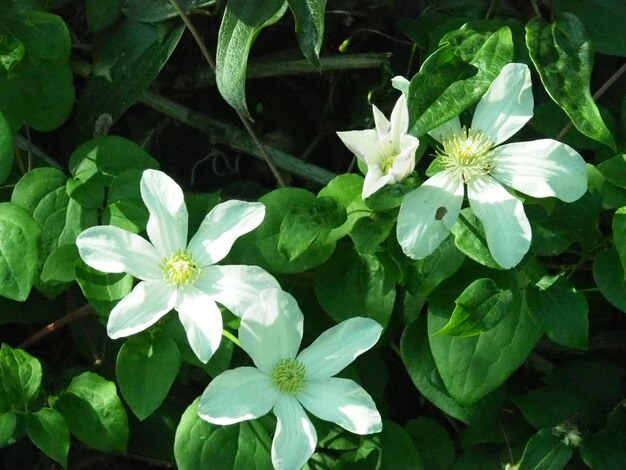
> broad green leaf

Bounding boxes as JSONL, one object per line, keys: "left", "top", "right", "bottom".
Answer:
{"left": 363, "top": 174, "right": 420, "bottom": 212}
{"left": 75, "top": 261, "right": 133, "bottom": 316}
{"left": 5, "top": 10, "right": 70, "bottom": 61}
{"left": 350, "top": 213, "right": 395, "bottom": 254}
{"left": 428, "top": 274, "right": 542, "bottom": 404}
{"left": 0, "top": 110, "right": 12, "bottom": 184}
{"left": 174, "top": 398, "right": 273, "bottom": 470}
{"left": 526, "top": 14, "right": 615, "bottom": 149}
{"left": 318, "top": 173, "right": 370, "bottom": 241}
{"left": 0, "top": 34, "right": 25, "bottom": 72}
{"left": 25, "top": 408, "right": 69, "bottom": 468}
{"left": 598, "top": 154, "right": 626, "bottom": 189}
{"left": 580, "top": 404, "right": 626, "bottom": 468}
{"left": 215, "top": 0, "right": 288, "bottom": 118}
{"left": 511, "top": 386, "right": 587, "bottom": 429}
{"left": 434, "top": 278, "right": 513, "bottom": 337}
{"left": 526, "top": 275, "right": 589, "bottom": 349}
{"left": 85, "top": 0, "right": 122, "bottom": 32}
{"left": 0, "top": 409, "right": 17, "bottom": 445}
{"left": 40, "top": 244, "right": 80, "bottom": 284}
{"left": 314, "top": 242, "right": 397, "bottom": 328}
{"left": 52, "top": 371, "right": 128, "bottom": 453}
{"left": 399, "top": 316, "right": 503, "bottom": 424}
{"left": 518, "top": 428, "right": 573, "bottom": 470}
{"left": 74, "top": 20, "right": 184, "bottom": 140}
{"left": 408, "top": 22, "right": 513, "bottom": 137}
{"left": 287, "top": 0, "right": 327, "bottom": 67}
{"left": 116, "top": 334, "right": 181, "bottom": 421}
{"left": 613, "top": 207, "right": 626, "bottom": 278}
{"left": 593, "top": 249, "right": 626, "bottom": 313}
{"left": 0, "top": 202, "right": 40, "bottom": 301}
{"left": 11, "top": 168, "right": 67, "bottom": 213}
{"left": 122, "top": 0, "right": 215, "bottom": 22}
{"left": 450, "top": 209, "right": 500, "bottom": 269}
{"left": 104, "top": 168, "right": 149, "bottom": 233}
{"left": 554, "top": 0, "right": 626, "bottom": 57}
{"left": 404, "top": 417, "right": 456, "bottom": 470}
{"left": 0, "top": 344, "right": 42, "bottom": 409}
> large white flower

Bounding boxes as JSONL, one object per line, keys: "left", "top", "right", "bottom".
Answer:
{"left": 337, "top": 94, "right": 419, "bottom": 198}
{"left": 198, "top": 288, "right": 383, "bottom": 470}
{"left": 76, "top": 169, "right": 279, "bottom": 363}
{"left": 396, "top": 63, "right": 588, "bottom": 269}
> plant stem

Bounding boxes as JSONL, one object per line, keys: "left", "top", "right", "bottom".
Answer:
{"left": 222, "top": 328, "right": 240, "bottom": 347}
{"left": 18, "top": 304, "right": 94, "bottom": 349}
{"left": 14, "top": 134, "right": 64, "bottom": 170}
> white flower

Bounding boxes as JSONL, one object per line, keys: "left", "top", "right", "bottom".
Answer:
{"left": 76, "top": 169, "right": 280, "bottom": 363}
{"left": 337, "top": 94, "right": 419, "bottom": 198}
{"left": 396, "top": 63, "right": 588, "bottom": 269}
{"left": 197, "top": 288, "right": 383, "bottom": 470}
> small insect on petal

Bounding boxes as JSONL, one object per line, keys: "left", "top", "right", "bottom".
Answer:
{"left": 435, "top": 206, "right": 448, "bottom": 220}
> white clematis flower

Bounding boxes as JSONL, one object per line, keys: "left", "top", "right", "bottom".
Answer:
{"left": 76, "top": 169, "right": 279, "bottom": 363}
{"left": 198, "top": 288, "right": 383, "bottom": 470}
{"left": 337, "top": 93, "right": 419, "bottom": 199}
{"left": 396, "top": 63, "right": 588, "bottom": 269}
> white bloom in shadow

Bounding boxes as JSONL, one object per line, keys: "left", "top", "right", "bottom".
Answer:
{"left": 396, "top": 63, "right": 588, "bottom": 269}
{"left": 198, "top": 288, "right": 383, "bottom": 470}
{"left": 76, "top": 169, "right": 279, "bottom": 363}
{"left": 337, "top": 94, "right": 419, "bottom": 198}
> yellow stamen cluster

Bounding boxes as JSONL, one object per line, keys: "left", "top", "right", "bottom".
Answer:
{"left": 381, "top": 152, "right": 398, "bottom": 174}
{"left": 437, "top": 127, "right": 496, "bottom": 183}
{"left": 161, "top": 249, "right": 201, "bottom": 286}
{"left": 271, "top": 358, "right": 306, "bottom": 395}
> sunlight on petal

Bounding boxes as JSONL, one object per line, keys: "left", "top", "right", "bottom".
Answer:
{"left": 336, "top": 129, "right": 383, "bottom": 165}
{"left": 272, "top": 396, "right": 317, "bottom": 470}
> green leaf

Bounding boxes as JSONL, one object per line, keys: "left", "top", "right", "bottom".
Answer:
{"left": 0, "top": 110, "right": 13, "bottom": 184}
{"left": 593, "top": 249, "right": 626, "bottom": 313}
{"left": 52, "top": 371, "right": 129, "bottom": 453}
{"left": 174, "top": 397, "right": 273, "bottom": 470}
{"left": 434, "top": 278, "right": 513, "bottom": 337}
{"left": 450, "top": 209, "right": 500, "bottom": 269}
{"left": 512, "top": 386, "right": 587, "bottom": 429}
{"left": 404, "top": 417, "right": 455, "bottom": 470}
{"left": 408, "top": 22, "right": 513, "bottom": 137}
{"left": 350, "top": 213, "right": 394, "bottom": 254}
{"left": 363, "top": 175, "right": 420, "bottom": 212}
{"left": 0, "top": 409, "right": 17, "bottom": 445}
{"left": 526, "top": 275, "right": 589, "bottom": 349}
{"left": 75, "top": 260, "right": 133, "bottom": 316}
{"left": 116, "top": 334, "right": 181, "bottom": 421}
{"left": 0, "top": 202, "right": 40, "bottom": 301}
{"left": 5, "top": 10, "right": 71, "bottom": 61}
{"left": 215, "top": 0, "right": 288, "bottom": 118}
{"left": 526, "top": 14, "right": 615, "bottom": 149}
{"left": 85, "top": 0, "right": 122, "bottom": 32}
{"left": 428, "top": 274, "right": 542, "bottom": 404}
{"left": 122, "top": 0, "right": 215, "bottom": 22}
{"left": 25, "top": 408, "right": 69, "bottom": 468}
{"left": 518, "top": 428, "right": 573, "bottom": 470}
{"left": 0, "top": 344, "right": 42, "bottom": 409}
{"left": 287, "top": 0, "right": 327, "bottom": 67}
{"left": 318, "top": 173, "right": 371, "bottom": 241}
{"left": 598, "top": 154, "right": 626, "bottom": 189}
{"left": 554, "top": 0, "right": 626, "bottom": 57}
{"left": 314, "top": 242, "right": 397, "bottom": 328}
{"left": 74, "top": 19, "right": 184, "bottom": 140}
{"left": 40, "top": 244, "right": 80, "bottom": 284}
{"left": 278, "top": 196, "right": 345, "bottom": 261}
{"left": 0, "top": 34, "right": 25, "bottom": 72}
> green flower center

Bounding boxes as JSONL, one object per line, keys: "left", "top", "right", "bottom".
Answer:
{"left": 161, "top": 249, "right": 201, "bottom": 286}
{"left": 271, "top": 358, "right": 306, "bottom": 395}
{"left": 436, "top": 127, "right": 495, "bottom": 183}
{"left": 381, "top": 152, "right": 398, "bottom": 174}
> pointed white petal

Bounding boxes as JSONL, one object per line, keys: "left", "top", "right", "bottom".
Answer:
{"left": 396, "top": 171, "right": 464, "bottom": 260}
{"left": 362, "top": 166, "right": 395, "bottom": 199}
{"left": 187, "top": 200, "right": 265, "bottom": 267}
{"left": 238, "top": 288, "right": 303, "bottom": 374}
{"left": 472, "top": 63, "right": 533, "bottom": 145}
{"left": 372, "top": 104, "right": 391, "bottom": 138}
{"left": 336, "top": 129, "right": 384, "bottom": 165}
{"left": 491, "top": 139, "right": 588, "bottom": 202}
{"left": 175, "top": 287, "right": 223, "bottom": 363}
{"left": 298, "top": 317, "right": 382, "bottom": 379}
{"left": 272, "top": 396, "right": 317, "bottom": 470}
{"left": 140, "top": 169, "right": 188, "bottom": 257}
{"left": 389, "top": 94, "right": 410, "bottom": 145}
{"left": 391, "top": 75, "right": 410, "bottom": 94}
{"left": 467, "top": 176, "right": 531, "bottom": 269}
{"left": 298, "top": 378, "right": 382, "bottom": 435}
{"left": 107, "top": 281, "right": 175, "bottom": 338}
{"left": 194, "top": 265, "right": 280, "bottom": 318}
{"left": 198, "top": 367, "right": 277, "bottom": 425}
{"left": 389, "top": 134, "right": 418, "bottom": 179}
{"left": 76, "top": 226, "right": 162, "bottom": 280}
{"left": 428, "top": 116, "right": 462, "bottom": 143}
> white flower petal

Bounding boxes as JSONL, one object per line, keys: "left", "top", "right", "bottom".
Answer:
{"left": 428, "top": 116, "right": 462, "bottom": 143}
{"left": 298, "top": 378, "right": 382, "bottom": 435}
{"left": 298, "top": 317, "right": 382, "bottom": 380}
{"left": 198, "top": 367, "right": 277, "bottom": 425}
{"left": 175, "top": 287, "right": 223, "bottom": 363}
{"left": 389, "top": 134, "right": 418, "bottom": 179}
{"left": 372, "top": 104, "right": 391, "bottom": 138}
{"left": 140, "top": 169, "right": 188, "bottom": 257}
{"left": 391, "top": 75, "right": 410, "bottom": 95}
{"left": 472, "top": 63, "right": 533, "bottom": 145}
{"left": 239, "top": 288, "right": 303, "bottom": 374}
{"left": 76, "top": 226, "right": 162, "bottom": 280}
{"left": 187, "top": 200, "right": 265, "bottom": 267}
{"left": 363, "top": 166, "right": 395, "bottom": 199}
{"left": 272, "top": 395, "right": 317, "bottom": 470}
{"left": 107, "top": 280, "right": 175, "bottom": 338}
{"left": 195, "top": 265, "right": 280, "bottom": 318}
{"left": 336, "top": 129, "right": 383, "bottom": 165}
{"left": 389, "top": 94, "right": 409, "bottom": 145}
{"left": 491, "top": 139, "right": 588, "bottom": 202}
{"left": 467, "top": 176, "right": 531, "bottom": 269}
{"left": 396, "top": 171, "right": 464, "bottom": 260}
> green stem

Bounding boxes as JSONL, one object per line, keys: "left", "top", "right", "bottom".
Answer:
{"left": 222, "top": 329, "right": 240, "bottom": 347}
{"left": 14, "top": 135, "right": 63, "bottom": 170}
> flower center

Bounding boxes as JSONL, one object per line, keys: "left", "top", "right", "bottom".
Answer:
{"left": 161, "top": 249, "right": 201, "bottom": 286}
{"left": 381, "top": 152, "right": 398, "bottom": 174}
{"left": 271, "top": 358, "right": 306, "bottom": 395}
{"left": 436, "top": 127, "right": 495, "bottom": 183}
